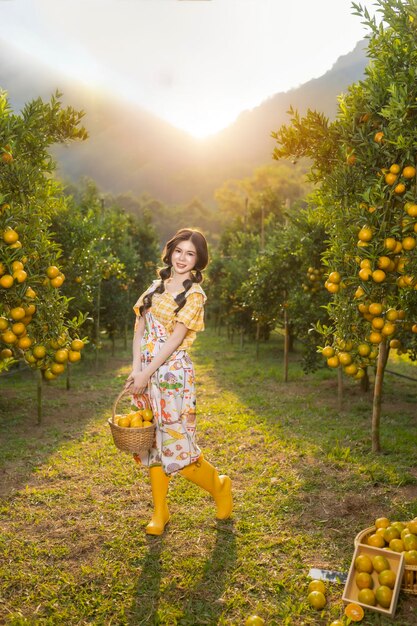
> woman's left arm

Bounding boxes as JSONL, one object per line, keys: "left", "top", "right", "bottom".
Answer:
{"left": 127, "top": 322, "right": 188, "bottom": 394}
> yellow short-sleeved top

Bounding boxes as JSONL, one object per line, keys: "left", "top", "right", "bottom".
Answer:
{"left": 133, "top": 280, "right": 206, "bottom": 351}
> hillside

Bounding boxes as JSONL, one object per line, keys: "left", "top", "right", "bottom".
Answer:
{"left": 0, "top": 39, "right": 368, "bottom": 203}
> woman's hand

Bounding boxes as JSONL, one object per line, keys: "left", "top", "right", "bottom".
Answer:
{"left": 124, "top": 370, "right": 150, "bottom": 395}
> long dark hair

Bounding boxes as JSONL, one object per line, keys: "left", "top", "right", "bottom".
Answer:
{"left": 140, "top": 228, "right": 208, "bottom": 315}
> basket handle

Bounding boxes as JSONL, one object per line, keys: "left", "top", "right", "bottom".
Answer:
{"left": 112, "top": 389, "right": 150, "bottom": 423}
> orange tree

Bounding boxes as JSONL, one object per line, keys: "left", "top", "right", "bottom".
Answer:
{"left": 272, "top": 0, "right": 417, "bottom": 451}
{"left": 241, "top": 207, "right": 330, "bottom": 372}
{"left": 51, "top": 181, "right": 159, "bottom": 353}
{"left": 0, "top": 91, "right": 87, "bottom": 391}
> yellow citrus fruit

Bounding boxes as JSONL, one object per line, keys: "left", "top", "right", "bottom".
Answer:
{"left": 1, "top": 330, "right": 17, "bottom": 344}
{"left": 46, "top": 265, "right": 60, "bottom": 278}
{"left": 358, "top": 226, "right": 373, "bottom": 242}
{"left": 17, "top": 336, "right": 32, "bottom": 349}
{"left": 379, "top": 569, "right": 396, "bottom": 589}
{"left": 385, "top": 309, "right": 398, "bottom": 321}
{"left": 369, "top": 332, "right": 383, "bottom": 344}
{"left": 371, "top": 317, "right": 384, "bottom": 330}
{"left": 403, "top": 533, "right": 417, "bottom": 551}
{"left": 51, "top": 362, "right": 66, "bottom": 375}
{"left": 0, "top": 348, "right": 13, "bottom": 359}
{"left": 384, "top": 237, "right": 397, "bottom": 251}
{"left": 142, "top": 421, "right": 153, "bottom": 428}
{"left": 355, "top": 554, "right": 373, "bottom": 573}
{"left": 10, "top": 306, "right": 25, "bottom": 320}
{"left": 54, "top": 349, "right": 69, "bottom": 363}
{"left": 372, "top": 269, "right": 386, "bottom": 283}
{"left": 392, "top": 521, "right": 406, "bottom": 534}
{"left": 367, "top": 533, "right": 385, "bottom": 548}
{"left": 358, "top": 343, "right": 371, "bottom": 357}
{"left": 68, "top": 350, "right": 81, "bottom": 363}
{"left": 406, "top": 203, "right": 417, "bottom": 217}
{"left": 130, "top": 415, "right": 143, "bottom": 428}
{"left": 322, "top": 346, "right": 334, "bottom": 358}
{"left": 358, "top": 587, "right": 376, "bottom": 606}
{"left": 389, "top": 163, "right": 401, "bottom": 174}
{"left": 245, "top": 617, "right": 265, "bottom": 626}
{"left": 308, "top": 579, "right": 326, "bottom": 594}
{"left": 24, "top": 304, "right": 36, "bottom": 316}
{"left": 3, "top": 228, "right": 19, "bottom": 244}
{"left": 71, "top": 339, "right": 85, "bottom": 351}
{"left": 50, "top": 275, "right": 64, "bottom": 288}
{"left": 403, "top": 165, "right": 416, "bottom": 178}
{"left": 381, "top": 322, "right": 396, "bottom": 336}
{"left": 328, "top": 271, "right": 341, "bottom": 284}
{"left": 0, "top": 274, "right": 14, "bottom": 288}
{"left": 344, "top": 602, "right": 364, "bottom": 621}
{"left": 338, "top": 351, "right": 352, "bottom": 366}
{"left": 327, "top": 356, "right": 340, "bottom": 368}
{"left": 0, "top": 317, "right": 8, "bottom": 330}
{"left": 389, "top": 538, "right": 404, "bottom": 552}
{"left": 377, "top": 256, "right": 391, "bottom": 270}
{"left": 404, "top": 549, "right": 417, "bottom": 565}
{"left": 402, "top": 236, "right": 416, "bottom": 250}
{"left": 385, "top": 172, "right": 398, "bottom": 185}
{"left": 13, "top": 269, "right": 27, "bottom": 283}
{"left": 25, "top": 286, "right": 37, "bottom": 298}
{"left": 329, "top": 621, "right": 345, "bottom": 626}
{"left": 32, "top": 345, "right": 46, "bottom": 359}
{"left": 43, "top": 369, "right": 57, "bottom": 381}
{"left": 372, "top": 554, "right": 390, "bottom": 573}
{"left": 394, "top": 183, "right": 406, "bottom": 194}
{"left": 375, "top": 585, "right": 393, "bottom": 608}
{"left": 118, "top": 415, "right": 131, "bottom": 428}
{"left": 307, "top": 590, "right": 326, "bottom": 609}
{"left": 11, "top": 322, "right": 25, "bottom": 335}
{"left": 355, "top": 571, "right": 373, "bottom": 589}
{"left": 384, "top": 526, "right": 400, "bottom": 543}
{"left": 358, "top": 267, "right": 372, "bottom": 281}
{"left": 368, "top": 302, "right": 383, "bottom": 315}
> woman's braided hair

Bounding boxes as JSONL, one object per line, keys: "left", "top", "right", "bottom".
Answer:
{"left": 140, "top": 228, "right": 208, "bottom": 316}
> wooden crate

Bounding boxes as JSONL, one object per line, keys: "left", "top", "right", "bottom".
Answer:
{"left": 343, "top": 543, "right": 404, "bottom": 618}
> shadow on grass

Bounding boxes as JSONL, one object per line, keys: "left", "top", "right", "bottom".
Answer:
{"left": 0, "top": 345, "right": 130, "bottom": 497}
{"left": 128, "top": 521, "right": 237, "bottom": 626}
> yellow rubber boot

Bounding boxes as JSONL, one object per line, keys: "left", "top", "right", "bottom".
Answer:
{"left": 180, "top": 458, "right": 232, "bottom": 520}
{"left": 146, "top": 465, "right": 170, "bottom": 535}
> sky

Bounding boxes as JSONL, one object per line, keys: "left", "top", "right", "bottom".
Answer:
{"left": 1, "top": 0, "right": 379, "bottom": 138}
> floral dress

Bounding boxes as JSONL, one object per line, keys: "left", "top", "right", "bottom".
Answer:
{"left": 132, "top": 280, "right": 206, "bottom": 475}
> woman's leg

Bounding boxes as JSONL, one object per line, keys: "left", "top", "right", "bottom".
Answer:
{"left": 180, "top": 456, "right": 232, "bottom": 520}
{"left": 146, "top": 465, "right": 171, "bottom": 535}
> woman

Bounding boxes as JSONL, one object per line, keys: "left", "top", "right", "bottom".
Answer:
{"left": 126, "top": 228, "right": 232, "bottom": 535}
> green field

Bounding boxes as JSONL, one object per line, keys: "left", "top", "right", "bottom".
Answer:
{"left": 1, "top": 328, "right": 417, "bottom": 625}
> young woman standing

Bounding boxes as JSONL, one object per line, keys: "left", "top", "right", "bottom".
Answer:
{"left": 125, "top": 228, "right": 232, "bottom": 535}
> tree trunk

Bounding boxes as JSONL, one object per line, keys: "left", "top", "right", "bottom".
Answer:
{"left": 37, "top": 369, "right": 42, "bottom": 425}
{"left": 66, "top": 364, "right": 71, "bottom": 391}
{"left": 372, "top": 341, "right": 389, "bottom": 453}
{"left": 360, "top": 367, "right": 370, "bottom": 393}
{"left": 337, "top": 366, "right": 343, "bottom": 411}
{"left": 95, "top": 280, "right": 101, "bottom": 370}
{"left": 284, "top": 307, "right": 289, "bottom": 383}
{"left": 255, "top": 321, "right": 260, "bottom": 360}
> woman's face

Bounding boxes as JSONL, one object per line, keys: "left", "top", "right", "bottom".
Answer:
{"left": 171, "top": 240, "right": 197, "bottom": 277}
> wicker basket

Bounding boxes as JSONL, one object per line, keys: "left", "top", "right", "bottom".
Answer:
{"left": 108, "top": 390, "right": 155, "bottom": 454}
{"left": 355, "top": 526, "right": 417, "bottom": 595}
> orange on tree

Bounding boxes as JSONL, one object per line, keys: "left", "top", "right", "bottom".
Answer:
{"left": 358, "top": 226, "right": 373, "bottom": 241}
{"left": 402, "top": 165, "right": 416, "bottom": 178}
{"left": 71, "top": 338, "right": 85, "bottom": 351}
{"left": 402, "top": 236, "right": 416, "bottom": 250}
{"left": 11, "top": 260, "right": 24, "bottom": 272}
{"left": 406, "top": 203, "right": 417, "bottom": 217}
{"left": 46, "top": 265, "right": 60, "bottom": 278}
{"left": 32, "top": 345, "right": 47, "bottom": 359}
{"left": 322, "top": 346, "right": 334, "bottom": 358}
{"left": 394, "top": 182, "right": 406, "bottom": 194}
{"left": 10, "top": 306, "right": 25, "bottom": 320}
{"left": 0, "top": 348, "right": 13, "bottom": 359}
{"left": 13, "top": 269, "right": 27, "bottom": 283}
{"left": 0, "top": 317, "right": 8, "bottom": 330}
{"left": 372, "top": 269, "right": 386, "bottom": 283}
{"left": 0, "top": 274, "right": 14, "bottom": 288}
{"left": 327, "top": 355, "right": 340, "bottom": 368}
{"left": 54, "top": 348, "right": 69, "bottom": 363}
{"left": 369, "top": 302, "right": 383, "bottom": 315}
{"left": 389, "top": 163, "right": 401, "bottom": 174}
{"left": 384, "top": 172, "right": 397, "bottom": 185}
{"left": 3, "top": 228, "right": 19, "bottom": 244}
{"left": 374, "top": 131, "right": 384, "bottom": 143}
{"left": 17, "top": 336, "right": 32, "bottom": 349}
{"left": 1, "top": 330, "right": 17, "bottom": 344}
{"left": 68, "top": 350, "right": 81, "bottom": 363}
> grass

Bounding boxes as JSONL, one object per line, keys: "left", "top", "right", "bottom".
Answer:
{"left": 0, "top": 328, "right": 417, "bottom": 625}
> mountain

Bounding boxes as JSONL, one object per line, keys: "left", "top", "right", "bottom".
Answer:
{"left": 0, "top": 39, "right": 368, "bottom": 204}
